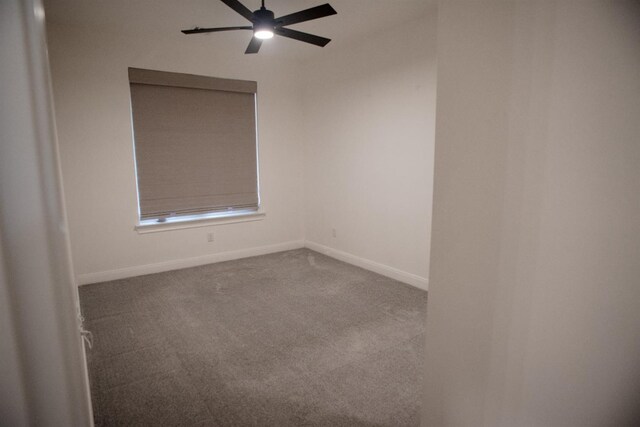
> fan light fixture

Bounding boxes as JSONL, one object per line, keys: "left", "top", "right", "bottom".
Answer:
{"left": 254, "top": 26, "right": 274, "bottom": 39}
{"left": 254, "top": 30, "right": 274, "bottom": 39}
{"left": 252, "top": 4, "right": 275, "bottom": 39}
{"left": 181, "top": 0, "right": 337, "bottom": 54}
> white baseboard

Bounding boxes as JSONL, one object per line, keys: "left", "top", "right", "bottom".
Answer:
{"left": 76, "top": 239, "right": 429, "bottom": 291}
{"left": 76, "top": 240, "right": 305, "bottom": 286}
{"left": 304, "top": 240, "right": 429, "bottom": 291}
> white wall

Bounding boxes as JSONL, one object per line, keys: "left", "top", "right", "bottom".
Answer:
{"left": 46, "top": 4, "right": 437, "bottom": 288}
{"left": 1, "top": 0, "right": 92, "bottom": 423}
{"left": 424, "top": 1, "right": 640, "bottom": 425}
{"left": 301, "top": 11, "right": 437, "bottom": 289}
{"left": 46, "top": 22, "right": 306, "bottom": 283}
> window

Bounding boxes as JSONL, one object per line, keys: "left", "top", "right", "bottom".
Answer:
{"left": 128, "top": 68, "right": 260, "bottom": 226}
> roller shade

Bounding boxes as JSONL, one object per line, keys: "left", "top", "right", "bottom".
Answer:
{"left": 128, "top": 68, "right": 258, "bottom": 221}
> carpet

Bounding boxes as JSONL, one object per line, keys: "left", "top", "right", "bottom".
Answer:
{"left": 79, "top": 248, "right": 427, "bottom": 426}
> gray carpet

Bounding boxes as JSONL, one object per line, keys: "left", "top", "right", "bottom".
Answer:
{"left": 79, "top": 248, "right": 427, "bottom": 426}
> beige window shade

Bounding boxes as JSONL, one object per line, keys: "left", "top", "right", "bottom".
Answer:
{"left": 128, "top": 68, "right": 258, "bottom": 221}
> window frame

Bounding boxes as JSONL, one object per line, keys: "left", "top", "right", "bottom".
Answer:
{"left": 127, "top": 68, "right": 264, "bottom": 232}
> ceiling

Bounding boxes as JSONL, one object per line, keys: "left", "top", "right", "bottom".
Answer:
{"left": 43, "top": 0, "right": 435, "bottom": 58}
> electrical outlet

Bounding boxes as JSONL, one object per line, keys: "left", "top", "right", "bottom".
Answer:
{"left": 207, "top": 232, "right": 214, "bottom": 242}
{"left": 331, "top": 228, "right": 337, "bottom": 238}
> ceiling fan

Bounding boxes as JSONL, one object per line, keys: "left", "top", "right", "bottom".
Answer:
{"left": 181, "top": 0, "right": 337, "bottom": 54}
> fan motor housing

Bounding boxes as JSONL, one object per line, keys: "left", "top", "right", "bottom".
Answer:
{"left": 253, "top": 8, "right": 275, "bottom": 25}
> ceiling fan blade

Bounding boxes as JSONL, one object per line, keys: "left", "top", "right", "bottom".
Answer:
{"left": 275, "top": 27, "right": 331, "bottom": 47}
{"left": 182, "top": 26, "right": 252, "bottom": 34}
{"left": 220, "top": 0, "right": 255, "bottom": 22}
{"left": 276, "top": 4, "right": 337, "bottom": 27}
{"left": 245, "top": 37, "right": 262, "bottom": 54}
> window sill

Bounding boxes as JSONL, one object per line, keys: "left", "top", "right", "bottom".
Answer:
{"left": 135, "top": 210, "right": 265, "bottom": 234}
